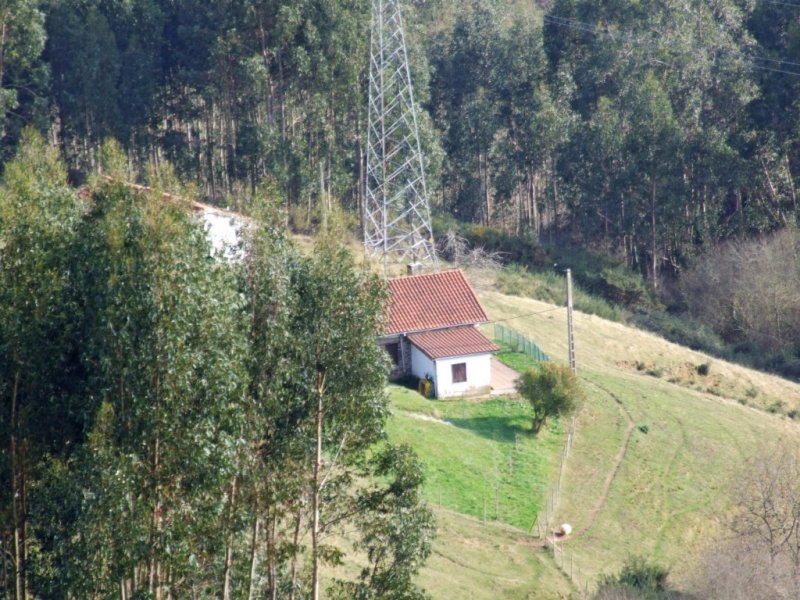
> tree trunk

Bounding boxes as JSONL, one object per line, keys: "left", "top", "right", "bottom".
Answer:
{"left": 550, "top": 158, "right": 559, "bottom": 244}
{"left": 651, "top": 179, "right": 658, "bottom": 291}
{"left": 246, "top": 516, "right": 260, "bottom": 600}
{"left": 311, "top": 373, "right": 325, "bottom": 600}
{"left": 222, "top": 478, "right": 237, "bottom": 600}
{"left": 0, "top": 21, "right": 7, "bottom": 140}
{"left": 11, "top": 371, "right": 24, "bottom": 600}
{"left": 149, "top": 434, "right": 162, "bottom": 600}
{"left": 530, "top": 171, "right": 539, "bottom": 237}
{"left": 288, "top": 507, "right": 302, "bottom": 600}
{"left": 484, "top": 154, "right": 491, "bottom": 226}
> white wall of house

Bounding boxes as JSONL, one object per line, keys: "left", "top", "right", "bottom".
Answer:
{"left": 409, "top": 345, "right": 492, "bottom": 398}
{"left": 434, "top": 353, "right": 492, "bottom": 398}
{"left": 410, "top": 344, "right": 436, "bottom": 389}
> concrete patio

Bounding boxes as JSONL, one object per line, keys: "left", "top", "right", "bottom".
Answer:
{"left": 490, "top": 357, "right": 520, "bottom": 396}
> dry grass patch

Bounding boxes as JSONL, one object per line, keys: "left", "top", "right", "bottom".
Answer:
{"left": 479, "top": 290, "right": 800, "bottom": 415}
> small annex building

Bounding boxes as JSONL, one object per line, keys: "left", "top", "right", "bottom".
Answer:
{"left": 380, "top": 270, "right": 499, "bottom": 398}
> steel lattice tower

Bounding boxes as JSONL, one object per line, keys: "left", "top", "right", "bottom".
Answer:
{"left": 365, "top": 0, "right": 437, "bottom": 272}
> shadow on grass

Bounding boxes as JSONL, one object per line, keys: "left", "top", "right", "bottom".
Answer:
{"left": 448, "top": 415, "right": 532, "bottom": 443}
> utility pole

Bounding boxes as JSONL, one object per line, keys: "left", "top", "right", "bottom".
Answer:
{"left": 364, "top": 0, "right": 437, "bottom": 274}
{"left": 566, "top": 269, "right": 576, "bottom": 373}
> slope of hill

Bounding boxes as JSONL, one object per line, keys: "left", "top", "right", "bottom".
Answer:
{"left": 386, "top": 283, "right": 800, "bottom": 598}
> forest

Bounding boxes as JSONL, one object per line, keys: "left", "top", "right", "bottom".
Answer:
{"left": 0, "top": 135, "right": 434, "bottom": 598}
{"left": 1, "top": 0, "right": 798, "bottom": 370}
{"left": 3, "top": 0, "right": 800, "bottom": 596}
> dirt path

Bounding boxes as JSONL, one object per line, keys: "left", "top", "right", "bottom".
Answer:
{"left": 556, "top": 380, "right": 635, "bottom": 542}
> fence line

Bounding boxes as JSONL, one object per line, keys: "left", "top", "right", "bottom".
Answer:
{"left": 493, "top": 323, "right": 550, "bottom": 362}
{"left": 531, "top": 416, "right": 575, "bottom": 538}
{"left": 551, "top": 537, "right": 590, "bottom": 597}
{"left": 530, "top": 417, "right": 592, "bottom": 596}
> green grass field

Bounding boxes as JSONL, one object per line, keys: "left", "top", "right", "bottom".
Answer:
{"left": 386, "top": 384, "right": 563, "bottom": 530}
{"left": 381, "top": 281, "right": 800, "bottom": 598}
{"left": 492, "top": 339, "right": 543, "bottom": 374}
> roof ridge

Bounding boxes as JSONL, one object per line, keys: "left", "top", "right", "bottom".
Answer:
{"left": 387, "top": 268, "right": 464, "bottom": 282}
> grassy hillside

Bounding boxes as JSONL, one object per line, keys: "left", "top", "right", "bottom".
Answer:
{"left": 386, "top": 386, "right": 564, "bottom": 529}
{"left": 385, "top": 386, "right": 574, "bottom": 598}
{"left": 418, "top": 508, "right": 574, "bottom": 599}
{"left": 385, "top": 282, "right": 800, "bottom": 598}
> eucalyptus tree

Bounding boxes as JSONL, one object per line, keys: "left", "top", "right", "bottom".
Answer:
{"left": 489, "top": 16, "right": 566, "bottom": 236}
{"left": 329, "top": 445, "right": 434, "bottom": 600}
{"left": 623, "top": 72, "right": 683, "bottom": 290}
{"left": 295, "top": 236, "right": 389, "bottom": 600}
{"left": 543, "top": 0, "right": 767, "bottom": 280}
{"left": 749, "top": 0, "right": 800, "bottom": 219}
{"left": 0, "top": 130, "right": 83, "bottom": 600}
{"left": 428, "top": 0, "right": 500, "bottom": 223}
{"left": 0, "top": 0, "right": 47, "bottom": 156}
{"left": 242, "top": 206, "right": 433, "bottom": 600}
{"left": 46, "top": 3, "right": 122, "bottom": 169}
{"left": 244, "top": 221, "right": 390, "bottom": 599}
{"left": 27, "top": 150, "right": 250, "bottom": 598}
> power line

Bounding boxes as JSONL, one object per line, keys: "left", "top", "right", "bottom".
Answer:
{"left": 491, "top": 305, "right": 564, "bottom": 325}
{"left": 543, "top": 13, "right": 800, "bottom": 78}
{"left": 757, "top": 0, "right": 800, "bottom": 8}
{"left": 543, "top": 12, "right": 800, "bottom": 69}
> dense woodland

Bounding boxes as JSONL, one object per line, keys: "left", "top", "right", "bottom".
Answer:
{"left": 0, "top": 137, "right": 433, "bottom": 598}
{"left": 0, "top": 0, "right": 797, "bottom": 253}
{"left": 3, "top": 0, "right": 800, "bottom": 596}
{"left": 1, "top": 0, "right": 799, "bottom": 364}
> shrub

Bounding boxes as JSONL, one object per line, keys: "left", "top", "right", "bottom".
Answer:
{"left": 595, "top": 556, "right": 674, "bottom": 599}
{"left": 496, "top": 265, "right": 622, "bottom": 321}
{"left": 696, "top": 362, "right": 711, "bottom": 376}
{"left": 768, "top": 401, "right": 784, "bottom": 415}
{"left": 630, "top": 311, "right": 727, "bottom": 356}
{"left": 515, "top": 363, "right": 583, "bottom": 434}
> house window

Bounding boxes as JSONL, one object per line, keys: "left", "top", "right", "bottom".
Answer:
{"left": 452, "top": 362, "right": 467, "bottom": 383}
{"left": 384, "top": 342, "right": 400, "bottom": 366}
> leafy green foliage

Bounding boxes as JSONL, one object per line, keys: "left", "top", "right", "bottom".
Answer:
{"left": 0, "top": 130, "right": 83, "bottom": 600}
{"left": 516, "top": 363, "right": 583, "bottom": 433}
{"left": 595, "top": 556, "right": 676, "bottom": 600}
{"left": 1, "top": 142, "right": 434, "bottom": 598}
{"left": 330, "top": 444, "right": 434, "bottom": 600}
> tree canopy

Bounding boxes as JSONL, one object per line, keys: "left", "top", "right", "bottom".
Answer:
{"left": 515, "top": 362, "right": 583, "bottom": 433}
{"left": 0, "top": 133, "right": 433, "bottom": 600}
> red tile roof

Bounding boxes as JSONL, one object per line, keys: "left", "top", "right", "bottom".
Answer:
{"left": 385, "top": 270, "right": 489, "bottom": 335}
{"left": 408, "top": 327, "right": 499, "bottom": 359}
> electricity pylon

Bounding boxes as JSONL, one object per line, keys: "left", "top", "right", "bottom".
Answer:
{"left": 364, "top": 0, "right": 437, "bottom": 273}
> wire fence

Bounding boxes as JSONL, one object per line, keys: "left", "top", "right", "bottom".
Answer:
{"left": 493, "top": 323, "right": 550, "bottom": 362}
{"left": 529, "top": 417, "right": 592, "bottom": 596}
{"left": 551, "top": 535, "right": 590, "bottom": 597}
{"left": 531, "top": 416, "right": 575, "bottom": 538}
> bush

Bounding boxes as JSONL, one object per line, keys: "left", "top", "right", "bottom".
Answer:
{"left": 696, "top": 362, "right": 711, "bottom": 376}
{"left": 515, "top": 363, "right": 583, "bottom": 434}
{"left": 496, "top": 264, "right": 622, "bottom": 321}
{"left": 595, "top": 557, "right": 676, "bottom": 600}
{"left": 630, "top": 311, "right": 727, "bottom": 356}
{"left": 768, "top": 401, "right": 784, "bottom": 414}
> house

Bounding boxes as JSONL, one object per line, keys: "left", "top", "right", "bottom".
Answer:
{"left": 380, "top": 270, "right": 499, "bottom": 398}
